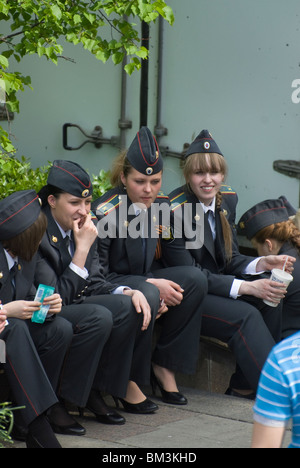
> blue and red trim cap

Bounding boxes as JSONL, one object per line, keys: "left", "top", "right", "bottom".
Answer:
{"left": 0, "top": 190, "right": 41, "bottom": 240}
{"left": 47, "top": 160, "right": 92, "bottom": 198}
{"left": 184, "top": 129, "right": 223, "bottom": 159}
{"left": 238, "top": 198, "right": 292, "bottom": 240}
{"left": 127, "top": 127, "right": 163, "bottom": 176}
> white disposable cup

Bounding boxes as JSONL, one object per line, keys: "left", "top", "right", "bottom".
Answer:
{"left": 263, "top": 268, "right": 293, "bottom": 307}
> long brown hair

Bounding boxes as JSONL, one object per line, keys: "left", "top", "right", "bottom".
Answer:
{"left": 2, "top": 211, "right": 47, "bottom": 262}
{"left": 183, "top": 152, "right": 233, "bottom": 261}
{"left": 253, "top": 219, "right": 300, "bottom": 255}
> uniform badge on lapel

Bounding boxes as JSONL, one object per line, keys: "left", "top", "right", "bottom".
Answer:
{"left": 154, "top": 224, "right": 173, "bottom": 240}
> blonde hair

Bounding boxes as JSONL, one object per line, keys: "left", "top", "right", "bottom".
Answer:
{"left": 183, "top": 153, "right": 232, "bottom": 261}
{"left": 110, "top": 150, "right": 132, "bottom": 187}
{"left": 183, "top": 152, "right": 228, "bottom": 180}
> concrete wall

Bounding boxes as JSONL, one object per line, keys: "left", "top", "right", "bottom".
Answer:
{"left": 3, "top": 0, "right": 300, "bottom": 217}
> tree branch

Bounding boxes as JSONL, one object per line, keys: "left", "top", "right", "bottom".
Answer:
{"left": 0, "top": 20, "right": 44, "bottom": 43}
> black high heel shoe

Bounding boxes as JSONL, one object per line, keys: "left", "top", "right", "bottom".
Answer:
{"left": 79, "top": 390, "right": 125, "bottom": 425}
{"left": 151, "top": 367, "right": 188, "bottom": 405}
{"left": 113, "top": 396, "right": 158, "bottom": 414}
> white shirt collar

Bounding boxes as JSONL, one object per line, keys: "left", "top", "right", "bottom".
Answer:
{"left": 200, "top": 197, "right": 216, "bottom": 216}
{"left": 54, "top": 220, "right": 71, "bottom": 239}
{"left": 132, "top": 203, "right": 147, "bottom": 216}
{"left": 4, "top": 250, "right": 18, "bottom": 270}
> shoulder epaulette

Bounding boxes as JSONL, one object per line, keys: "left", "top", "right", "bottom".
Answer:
{"left": 156, "top": 191, "right": 169, "bottom": 200}
{"left": 170, "top": 191, "right": 188, "bottom": 211}
{"left": 95, "top": 193, "right": 122, "bottom": 216}
{"left": 220, "top": 184, "right": 236, "bottom": 195}
{"left": 89, "top": 210, "right": 97, "bottom": 220}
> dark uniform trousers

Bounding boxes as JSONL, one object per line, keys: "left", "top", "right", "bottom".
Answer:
{"left": 36, "top": 206, "right": 162, "bottom": 403}
{"left": 1, "top": 316, "right": 73, "bottom": 426}
{"left": 166, "top": 185, "right": 282, "bottom": 391}
{"left": 0, "top": 245, "right": 74, "bottom": 427}
{"left": 57, "top": 294, "right": 157, "bottom": 403}
{"left": 84, "top": 292, "right": 159, "bottom": 398}
{"left": 199, "top": 294, "right": 278, "bottom": 390}
{"left": 93, "top": 188, "right": 208, "bottom": 377}
{"left": 56, "top": 302, "right": 113, "bottom": 406}
{"left": 108, "top": 266, "right": 208, "bottom": 376}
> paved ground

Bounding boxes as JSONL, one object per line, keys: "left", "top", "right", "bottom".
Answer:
{"left": 7, "top": 387, "right": 292, "bottom": 449}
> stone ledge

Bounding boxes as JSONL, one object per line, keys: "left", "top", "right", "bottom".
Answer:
{"left": 176, "top": 336, "right": 235, "bottom": 394}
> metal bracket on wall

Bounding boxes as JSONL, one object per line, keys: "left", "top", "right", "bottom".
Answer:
{"left": 62, "top": 123, "right": 120, "bottom": 151}
{"left": 159, "top": 143, "right": 190, "bottom": 161}
{"left": 273, "top": 160, "right": 300, "bottom": 179}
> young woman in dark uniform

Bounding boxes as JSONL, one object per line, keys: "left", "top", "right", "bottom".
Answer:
{"left": 0, "top": 190, "right": 73, "bottom": 448}
{"left": 164, "top": 129, "right": 295, "bottom": 397}
{"left": 92, "top": 127, "right": 208, "bottom": 405}
{"left": 238, "top": 197, "right": 300, "bottom": 339}
{"left": 37, "top": 159, "right": 158, "bottom": 421}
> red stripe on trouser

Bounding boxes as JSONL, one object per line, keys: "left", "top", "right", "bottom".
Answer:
{"left": 7, "top": 356, "right": 39, "bottom": 417}
{"left": 202, "top": 314, "right": 262, "bottom": 371}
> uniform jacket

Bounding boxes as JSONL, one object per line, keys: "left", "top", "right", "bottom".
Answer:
{"left": 35, "top": 205, "right": 119, "bottom": 305}
{"left": 92, "top": 187, "right": 170, "bottom": 280}
{"left": 163, "top": 184, "right": 257, "bottom": 297}
{"left": 0, "top": 244, "right": 37, "bottom": 304}
{"left": 279, "top": 242, "right": 300, "bottom": 338}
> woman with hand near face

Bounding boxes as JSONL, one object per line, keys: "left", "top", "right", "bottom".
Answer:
{"left": 164, "top": 130, "right": 295, "bottom": 398}
{"left": 37, "top": 160, "right": 158, "bottom": 424}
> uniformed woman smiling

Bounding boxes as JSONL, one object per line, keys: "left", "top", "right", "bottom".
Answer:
{"left": 165, "top": 129, "right": 295, "bottom": 398}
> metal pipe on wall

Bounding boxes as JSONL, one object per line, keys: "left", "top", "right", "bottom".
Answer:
{"left": 155, "top": 16, "right": 168, "bottom": 143}
{"left": 140, "top": 21, "right": 150, "bottom": 128}
{"left": 118, "top": 15, "right": 132, "bottom": 150}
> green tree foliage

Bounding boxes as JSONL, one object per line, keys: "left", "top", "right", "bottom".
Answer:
{"left": 0, "top": 0, "right": 174, "bottom": 153}
{"left": 0, "top": 402, "right": 24, "bottom": 447}
{"left": 0, "top": 153, "right": 112, "bottom": 200}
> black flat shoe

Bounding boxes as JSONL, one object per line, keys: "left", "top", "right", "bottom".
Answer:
{"left": 151, "top": 367, "right": 187, "bottom": 405}
{"left": 47, "top": 402, "right": 86, "bottom": 436}
{"left": 113, "top": 396, "right": 158, "bottom": 414}
{"left": 50, "top": 420, "right": 86, "bottom": 436}
{"left": 83, "top": 390, "right": 125, "bottom": 425}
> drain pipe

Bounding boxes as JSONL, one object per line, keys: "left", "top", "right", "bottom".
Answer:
{"left": 155, "top": 16, "right": 168, "bottom": 143}
{"left": 154, "top": 17, "right": 186, "bottom": 160}
{"left": 118, "top": 16, "right": 132, "bottom": 150}
{"left": 140, "top": 21, "right": 150, "bottom": 127}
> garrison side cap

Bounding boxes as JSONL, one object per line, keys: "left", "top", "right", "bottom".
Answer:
{"left": 47, "top": 160, "right": 92, "bottom": 198}
{"left": 184, "top": 129, "right": 223, "bottom": 159}
{"left": 127, "top": 126, "right": 163, "bottom": 176}
{"left": 279, "top": 195, "right": 297, "bottom": 216}
{"left": 0, "top": 190, "right": 41, "bottom": 240}
{"left": 238, "top": 198, "right": 290, "bottom": 240}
